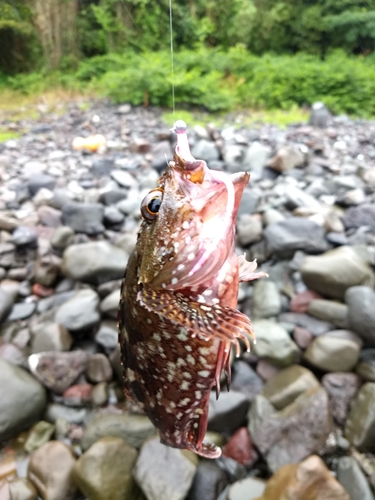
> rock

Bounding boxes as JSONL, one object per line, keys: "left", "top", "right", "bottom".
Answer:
{"left": 103, "top": 205, "right": 124, "bottom": 225}
{"left": 228, "top": 478, "right": 266, "bottom": 500}
{"left": 24, "top": 421, "right": 55, "bottom": 453}
{"left": 90, "top": 382, "right": 108, "bottom": 407}
{"left": 44, "top": 404, "right": 87, "bottom": 425}
{"left": 0, "top": 359, "right": 46, "bottom": 440}
{"left": 322, "top": 372, "right": 362, "bottom": 425}
{"left": 28, "top": 441, "right": 77, "bottom": 500}
{"left": 73, "top": 436, "right": 138, "bottom": 500}
{"left": 290, "top": 290, "right": 321, "bottom": 313}
{"left": 187, "top": 460, "right": 228, "bottom": 500}
{"left": 111, "top": 169, "right": 137, "bottom": 187}
{"left": 238, "top": 188, "right": 262, "bottom": 215}
{"left": 63, "top": 384, "right": 92, "bottom": 406}
{"left": 345, "top": 286, "right": 375, "bottom": 345}
{"left": 27, "top": 174, "right": 56, "bottom": 196}
{"left": 262, "top": 365, "right": 320, "bottom": 410}
{"left": 62, "top": 202, "right": 104, "bottom": 235}
{"left": 0, "top": 286, "right": 15, "bottom": 324}
{"left": 307, "top": 299, "right": 348, "bottom": 328}
{"left": 255, "top": 455, "right": 349, "bottom": 500}
{"left": 300, "top": 246, "right": 375, "bottom": 300}
{"left": 191, "top": 139, "right": 220, "bottom": 163}
{"left": 279, "top": 312, "right": 334, "bottom": 336}
{"left": 61, "top": 241, "right": 128, "bottom": 284}
{"left": 8, "top": 478, "right": 38, "bottom": 500}
{"left": 309, "top": 101, "right": 332, "bottom": 127}
{"left": 133, "top": 437, "right": 197, "bottom": 500}
{"left": 94, "top": 321, "right": 118, "bottom": 350}
{"left": 81, "top": 412, "right": 156, "bottom": 451}
{"left": 342, "top": 203, "right": 375, "bottom": 233}
{"left": 99, "top": 289, "right": 120, "bottom": 318}
{"left": 7, "top": 302, "right": 36, "bottom": 322}
{"left": 86, "top": 353, "right": 113, "bottom": 383}
{"left": 243, "top": 142, "right": 272, "bottom": 174}
{"left": 208, "top": 391, "right": 250, "bottom": 434}
{"left": 264, "top": 218, "right": 327, "bottom": 258}
{"left": 0, "top": 342, "right": 27, "bottom": 366}
{"left": 30, "top": 323, "right": 72, "bottom": 354}
{"left": 252, "top": 320, "right": 300, "bottom": 367}
{"left": 50, "top": 226, "right": 74, "bottom": 251}
{"left": 28, "top": 350, "right": 89, "bottom": 394}
{"left": 236, "top": 214, "right": 263, "bottom": 246}
{"left": 222, "top": 427, "right": 258, "bottom": 468}
{"left": 12, "top": 226, "right": 38, "bottom": 247}
{"left": 293, "top": 327, "right": 313, "bottom": 349}
{"left": 37, "top": 206, "right": 62, "bottom": 227}
{"left": 55, "top": 289, "right": 100, "bottom": 332}
{"left": 252, "top": 281, "right": 281, "bottom": 318}
{"left": 303, "top": 331, "right": 361, "bottom": 372}
{"left": 231, "top": 361, "right": 264, "bottom": 401}
{"left": 337, "top": 456, "right": 375, "bottom": 500}
{"left": 250, "top": 387, "right": 332, "bottom": 472}
{"left": 356, "top": 349, "right": 375, "bottom": 382}
{"left": 286, "top": 186, "right": 320, "bottom": 209}
{"left": 345, "top": 382, "right": 375, "bottom": 451}
{"left": 269, "top": 146, "right": 304, "bottom": 172}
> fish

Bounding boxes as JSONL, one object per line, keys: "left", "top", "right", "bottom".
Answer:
{"left": 118, "top": 120, "right": 267, "bottom": 459}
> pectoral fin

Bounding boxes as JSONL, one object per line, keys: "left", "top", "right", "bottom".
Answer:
{"left": 238, "top": 254, "right": 268, "bottom": 282}
{"left": 138, "top": 288, "right": 255, "bottom": 354}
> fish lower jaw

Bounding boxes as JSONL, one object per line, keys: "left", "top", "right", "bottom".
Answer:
{"left": 159, "top": 435, "right": 222, "bottom": 459}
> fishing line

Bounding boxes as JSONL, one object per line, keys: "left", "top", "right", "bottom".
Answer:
{"left": 169, "top": 0, "right": 176, "bottom": 118}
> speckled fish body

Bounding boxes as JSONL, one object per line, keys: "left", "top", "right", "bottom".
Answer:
{"left": 118, "top": 120, "right": 266, "bottom": 458}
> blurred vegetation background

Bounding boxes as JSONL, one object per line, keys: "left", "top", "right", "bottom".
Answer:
{"left": 1, "top": 0, "right": 375, "bottom": 115}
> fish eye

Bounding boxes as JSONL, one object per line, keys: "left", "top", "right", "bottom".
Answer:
{"left": 141, "top": 190, "right": 163, "bottom": 220}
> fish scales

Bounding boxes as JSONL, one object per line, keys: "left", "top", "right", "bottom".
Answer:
{"left": 118, "top": 120, "right": 267, "bottom": 458}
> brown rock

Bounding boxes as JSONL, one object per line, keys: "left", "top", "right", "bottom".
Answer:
{"left": 8, "top": 478, "right": 38, "bottom": 500}
{"left": 28, "top": 441, "right": 77, "bottom": 500}
{"left": 254, "top": 455, "right": 350, "bottom": 500}
{"left": 86, "top": 353, "right": 112, "bottom": 383}
{"left": 293, "top": 326, "right": 313, "bottom": 349}
{"left": 222, "top": 427, "right": 258, "bottom": 468}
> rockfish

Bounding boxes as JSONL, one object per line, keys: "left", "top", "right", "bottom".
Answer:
{"left": 118, "top": 120, "right": 266, "bottom": 458}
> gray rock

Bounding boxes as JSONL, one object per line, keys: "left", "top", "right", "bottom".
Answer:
{"left": 226, "top": 477, "right": 266, "bottom": 500}
{"left": 309, "top": 102, "right": 332, "bottom": 128}
{"left": 7, "top": 301, "right": 36, "bottom": 321}
{"left": 44, "top": 403, "right": 88, "bottom": 424}
{"left": 269, "top": 145, "right": 305, "bottom": 172}
{"left": 104, "top": 205, "right": 124, "bottom": 225}
{"left": 73, "top": 437, "right": 138, "bottom": 500}
{"left": 236, "top": 214, "right": 263, "bottom": 246}
{"left": 252, "top": 280, "right": 281, "bottom": 318}
{"left": 55, "top": 289, "right": 100, "bottom": 332}
{"left": 285, "top": 186, "right": 320, "bottom": 208}
{"left": 238, "top": 188, "right": 262, "bottom": 216}
{"left": 345, "top": 383, "right": 375, "bottom": 451}
{"left": 337, "top": 456, "right": 375, "bottom": 500}
{"left": 208, "top": 391, "right": 250, "bottom": 434}
{"left": 342, "top": 203, "right": 375, "bottom": 233}
{"left": 62, "top": 241, "right": 128, "bottom": 285}
{"left": 264, "top": 218, "right": 328, "bottom": 258}
{"left": 81, "top": 412, "right": 156, "bottom": 451}
{"left": 187, "top": 460, "right": 228, "bottom": 500}
{"left": 62, "top": 202, "right": 104, "bottom": 235}
{"left": 111, "top": 169, "right": 137, "bottom": 187}
{"left": 251, "top": 387, "right": 332, "bottom": 472}
{"left": 262, "top": 209, "right": 285, "bottom": 226}
{"left": 346, "top": 286, "right": 375, "bottom": 345}
{"left": 300, "top": 246, "right": 375, "bottom": 300}
{"left": 262, "top": 365, "right": 320, "bottom": 410}
{"left": 252, "top": 319, "right": 300, "bottom": 367}
{"left": 0, "top": 286, "right": 15, "bottom": 324}
{"left": 356, "top": 349, "right": 375, "bottom": 382}
{"left": 27, "top": 173, "right": 56, "bottom": 196}
{"left": 133, "top": 437, "right": 197, "bottom": 500}
{"left": 0, "top": 359, "right": 47, "bottom": 440}
{"left": 86, "top": 353, "right": 113, "bottom": 383}
{"left": 50, "top": 226, "right": 74, "bottom": 251}
{"left": 278, "top": 312, "right": 335, "bottom": 336}
{"left": 99, "top": 289, "right": 120, "bottom": 318}
{"left": 95, "top": 321, "right": 119, "bottom": 350}
{"left": 304, "top": 331, "right": 361, "bottom": 372}
{"left": 243, "top": 142, "right": 272, "bottom": 174}
{"left": 322, "top": 373, "right": 362, "bottom": 425}
{"left": 191, "top": 139, "right": 220, "bottom": 163}
{"left": 12, "top": 226, "right": 38, "bottom": 247}
{"left": 30, "top": 322, "right": 72, "bottom": 354}
{"left": 307, "top": 299, "right": 348, "bottom": 329}
{"left": 28, "top": 350, "right": 89, "bottom": 394}
{"left": 231, "top": 360, "right": 264, "bottom": 401}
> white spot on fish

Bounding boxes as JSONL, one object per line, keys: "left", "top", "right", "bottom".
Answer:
{"left": 181, "top": 381, "right": 189, "bottom": 390}
{"left": 179, "top": 398, "right": 190, "bottom": 407}
{"left": 198, "top": 370, "right": 210, "bottom": 377}
{"left": 195, "top": 391, "right": 202, "bottom": 399}
{"left": 171, "top": 277, "right": 178, "bottom": 285}
{"left": 187, "top": 355, "right": 195, "bottom": 365}
{"left": 188, "top": 253, "right": 195, "bottom": 260}
{"left": 185, "top": 345, "right": 192, "bottom": 352}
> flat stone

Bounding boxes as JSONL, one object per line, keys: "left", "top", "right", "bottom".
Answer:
{"left": 304, "top": 331, "right": 361, "bottom": 372}
{"left": 110, "top": 169, "right": 137, "bottom": 187}
{"left": 307, "top": 299, "right": 348, "bottom": 329}
{"left": 7, "top": 302, "right": 36, "bottom": 322}
{"left": 133, "top": 437, "right": 197, "bottom": 500}
{"left": 28, "top": 350, "right": 89, "bottom": 394}
{"left": 337, "top": 456, "right": 375, "bottom": 500}
{"left": 256, "top": 455, "right": 349, "bottom": 500}
{"left": 55, "top": 289, "right": 100, "bottom": 332}
{"left": 250, "top": 387, "right": 332, "bottom": 472}
{"left": 208, "top": 391, "right": 250, "bottom": 434}
{"left": 262, "top": 365, "right": 320, "bottom": 410}
{"left": 322, "top": 372, "right": 362, "bottom": 425}
{"left": 300, "top": 246, "right": 375, "bottom": 300}
{"left": 27, "top": 174, "right": 56, "bottom": 196}
{"left": 346, "top": 286, "right": 375, "bottom": 345}
{"left": 252, "top": 320, "right": 300, "bottom": 367}
{"left": 62, "top": 241, "right": 128, "bottom": 285}
{"left": 279, "top": 312, "right": 334, "bottom": 336}
{"left": 264, "top": 218, "right": 328, "bottom": 258}
{"left": 62, "top": 202, "right": 104, "bottom": 235}
{"left": 252, "top": 281, "right": 281, "bottom": 319}
{"left": 345, "top": 382, "right": 375, "bottom": 451}
{"left": 0, "top": 359, "right": 47, "bottom": 441}
{"left": 28, "top": 441, "right": 77, "bottom": 500}
{"left": 81, "top": 412, "right": 156, "bottom": 451}
{"left": 73, "top": 436, "right": 138, "bottom": 500}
